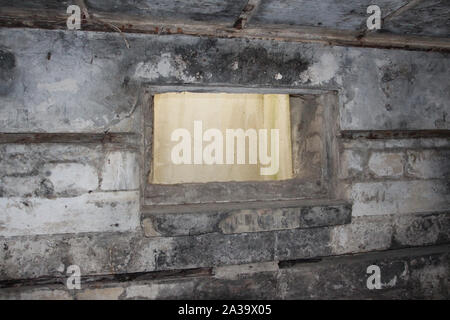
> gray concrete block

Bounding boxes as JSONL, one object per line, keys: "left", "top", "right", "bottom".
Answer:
{"left": 142, "top": 200, "right": 352, "bottom": 237}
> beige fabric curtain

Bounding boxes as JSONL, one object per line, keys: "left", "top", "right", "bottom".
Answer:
{"left": 152, "top": 92, "right": 293, "bottom": 184}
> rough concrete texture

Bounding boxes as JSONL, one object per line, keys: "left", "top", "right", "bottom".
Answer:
{"left": 100, "top": 151, "right": 139, "bottom": 191}
{"left": 145, "top": 178, "right": 327, "bottom": 205}
{"left": 0, "top": 191, "right": 140, "bottom": 237}
{"left": 384, "top": 0, "right": 450, "bottom": 37}
{"left": 251, "top": 0, "right": 407, "bottom": 30}
{"left": 0, "top": 245, "right": 448, "bottom": 299}
{"left": 339, "top": 137, "right": 450, "bottom": 217}
{"left": 85, "top": 0, "right": 248, "bottom": 23}
{"left": 0, "top": 0, "right": 71, "bottom": 10}
{"left": 290, "top": 95, "right": 325, "bottom": 180}
{"left": 0, "top": 143, "right": 140, "bottom": 236}
{"left": 219, "top": 203, "right": 350, "bottom": 235}
{"left": 1, "top": 211, "right": 448, "bottom": 281}
{"left": 143, "top": 201, "right": 351, "bottom": 237}
{"left": 406, "top": 149, "right": 450, "bottom": 179}
{"left": 0, "top": 25, "right": 449, "bottom": 298}
{"left": 349, "top": 180, "right": 449, "bottom": 216}
{"left": 2, "top": 0, "right": 449, "bottom": 39}
{"left": 368, "top": 151, "right": 404, "bottom": 177}
{"left": 0, "top": 28, "right": 449, "bottom": 132}
{"left": 278, "top": 245, "right": 450, "bottom": 300}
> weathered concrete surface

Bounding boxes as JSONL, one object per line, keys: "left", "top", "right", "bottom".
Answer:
{"left": 339, "top": 138, "right": 450, "bottom": 181}
{"left": 338, "top": 137, "right": 450, "bottom": 217}
{"left": 219, "top": 202, "right": 351, "bottom": 235}
{"left": 0, "top": 0, "right": 70, "bottom": 10}
{"left": 0, "top": 143, "right": 140, "bottom": 236}
{"left": 406, "top": 149, "right": 450, "bottom": 179}
{"left": 100, "top": 151, "right": 139, "bottom": 191}
{"left": 0, "top": 144, "right": 137, "bottom": 197}
{"left": 278, "top": 244, "right": 450, "bottom": 300}
{"left": 384, "top": 0, "right": 450, "bottom": 37}
{"left": 85, "top": 0, "right": 247, "bottom": 23}
{"left": 290, "top": 95, "right": 326, "bottom": 180}
{"left": 143, "top": 200, "right": 351, "bottom": 237}
{"left": 349, "top": 180, "right": 449, "bottom": 217}
{"left": 0, "top": 25, "right": 449, "bottom": 299}
{"left": 331, "top": 212, "right": 450, "bottom": 254}
{"left": 251, "top": 0, "right": 407, "bottom": 30}
{"left": 0, "top": 29, "right": 142, "bottom": 133}
{"left": 1, "top": 211, "right": 448, "bottom": 281}
{"left": 251, "top": 0, "right": 450, "bottom": 38}
{"left": 0, "top": 191, "right": 140, "bottom": 237}
{"left": 368, "top": 151, "right": 404, "bottom": 177}
{"left": 1, "top": 245, "right": 448, "bottom": 299}
{"left": 0, "top": 28, "right": 449, "bottom": 132}
{"left": 145, "top": 179, "right": 327, "bottom": 205}
{"left": 2, "top": 0, "right": 449, "bottom": 39}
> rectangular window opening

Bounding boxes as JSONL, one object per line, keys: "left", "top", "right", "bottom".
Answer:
{"left": 151, "top": 92, "right": 293, "bottom": 184}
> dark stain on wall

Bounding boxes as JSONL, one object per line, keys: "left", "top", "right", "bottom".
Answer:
{"left": 0, "top": 48, "right": 15, "bottom": 96}
{"left": 172, "top": 39, "right": 310, "bottom": 85}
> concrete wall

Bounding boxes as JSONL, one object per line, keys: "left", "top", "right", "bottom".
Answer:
{"left": 0, "top": 27, "right": 449, "bottom": 299}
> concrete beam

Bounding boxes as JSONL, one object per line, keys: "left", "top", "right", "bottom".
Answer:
{"left": 1, "top": 244, "right": 448, "bottom": 299}
{"left": 142, "top": 199, "right": 352, "bottom": 237}
{"left": 0, "top": 7, "right": 449, "bottom": 51}
{"left": 340, "top": 130, "right": 450, "bottom": 140}
{"left": 1, "top": 211, "right": 449, "bottom": 281}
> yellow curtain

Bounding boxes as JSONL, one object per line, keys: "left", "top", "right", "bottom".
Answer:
{"left": 152, "top": 92, "right": 293, "bottom": 184}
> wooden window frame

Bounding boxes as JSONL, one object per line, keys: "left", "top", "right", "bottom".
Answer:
{"left": 141, "top": 86, "right": 340, "bottom": 207}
